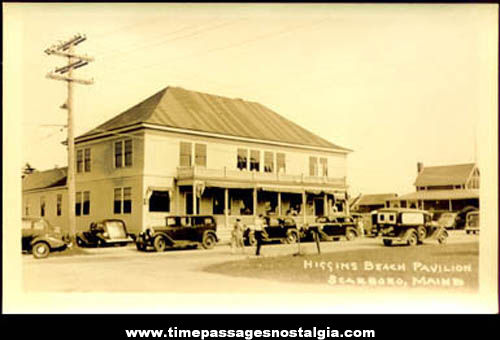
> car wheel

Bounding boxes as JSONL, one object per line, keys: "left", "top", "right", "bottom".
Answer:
{"left": 416, "top": 225, "right": 427, "bottom": 241}
{"left": 407, "top": 230, "right": 418, "bottom": 246}
{"left": 202, "top": 233, "right": 217, "bottom": 249}
{"left": 76, "top": 237, "right": 84, "bottom": 247}
{"left": 383, "top": 239, "right": 392, "bottom": 247}
{"left": 136, "top": 242, "right": 146, "bottom": 251}
{"left": 284, "top": 231, "right": 298, "bottom": 244}
{"left": 345, "top": 229, "right": 357, "bottom": 241}
{"left": 32, "top": 242, "right": 50, "bottom": 259}
{"left": 153, "top": 236, "right": 167, "bottom": 252}
{"left": 437, "top": 230, "right": 448, "bottom": 244}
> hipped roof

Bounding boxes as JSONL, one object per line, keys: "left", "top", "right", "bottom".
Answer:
{"left": 78, "top": 86, "right": 351, "bottom": 152}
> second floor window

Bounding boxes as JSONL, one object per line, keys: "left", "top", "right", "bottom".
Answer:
{"left": 77, "top": 150, "right": 83, "bottom": 173}
{"left": 309, "top": 156, "right": 318, "bottom": 176}
{"left": 320, "top": 157, "right": 328, "bottom": 177}
{"left": 277, "top": 153, "right": 286, "bottom": 174}
{"left": 195, "top": 143, "right": 207, "bottom": 167}
{"left": 264, "top": 151, "right": 274, "bottom": 173}
{"left": 237, "top": 148, "right": 248, "bottom": 170}
{"left": 84, "top": 148, "right": 91, "bottom": 172}
{"left": 250, "top": 150, "right": 260, "bottom": 171}
{"left": 77, "top": 148, "right": 91, "bottom": 172}
{"left": 115, "top": 140, "right": 132, "bottom": 168}
{"left": 180, "top": 142, "right": 192, "bottom": 167}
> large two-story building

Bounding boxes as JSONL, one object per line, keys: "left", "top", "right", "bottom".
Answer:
{"left": 23, "top": 86, "right": 351, "bottom": 239}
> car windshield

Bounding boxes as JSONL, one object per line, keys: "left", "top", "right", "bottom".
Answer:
{"left": 105, "top": 221, "right": 127, "bottom": 238}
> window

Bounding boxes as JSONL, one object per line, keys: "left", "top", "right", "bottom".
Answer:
{"left": 250, "top": 150, "right": 260, "bottom": 171}
{"left": 264, "top": 151, "right": 274, "bottom": 173}
{"left": 320, "top": 157, "right": 328, "bottom": 177}
{"left": 83, "top": 191, "right": 90, "bottom": 215}
{"left": 75, "top": 192, "right": 82, "bottom": 216}
{"left": 237, "top": 148, "right": 248, "bottom": 170}
{"left": 149, "top": 191, "right": 170, "bottom": 212}
{"left": 309, "top": 156, "right": 318, "bottom": 176}
{"left": 56, "top": 194, "right": 62, "bottom": 216}
{"left": 75, "top": 191, "right": 90, "bottom": 216}
{"left": 124, "top": 140, "right": 132, "bottom": 167}
{"left": 277, "top": 153, "right": 286, "bottom": 174}
{"left": 76, "top": 150, "right": 83, "bottom": 173}
{"left": 40, "top": 196, "right": 46, "bottom": 217}
{"left": 114, "top": 187, "right": 132, "bottom": 214}
{"left": 115, "top": 140, "right": 132, "bottom": 168}
{"left": 186, "top": 192, "right": 200, "bottom": 215}
{"left": 195, "top": 143, "right": 207, "bottom": 167}
{"left": 180, "top": 142, "right": 192, "bottom": 167}
{"left": 84, "top": 148, "right": 91, "bottom": 172}
{"left": 114, "top": 189, "right": 121, "bottom": 214}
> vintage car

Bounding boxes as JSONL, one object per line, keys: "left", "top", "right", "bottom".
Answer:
{"left": 136, "top": 215, "right": 218, "bottom": 251}
{"left": 22, "top": 217, "right": 71, "bottom": 259}
{"left": 243, "top": 216, "right": 301, "bottom": 246}
{"left": 464, "top": 211, "right": 479, "bottom": 234}
{"left": 437, "top": 212, "right": 458, "bottom": 230}
{"left": 455, "top": 206, "right": 478, "bottom": 229}
{"left": 372, "top": 208, "right": 448, "bottom": 246}
{"left": 304, "top": 215, "right": 359, "bottom": 242}
{"left": 76, "top": 219, "right": 135, "bottom": 247}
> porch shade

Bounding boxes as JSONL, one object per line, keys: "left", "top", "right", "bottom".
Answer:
{"left": 204, "top": 180, "right": 256, "bottom": 189}
{"left": 260, "top": 186, "right": 304, "bottom": 194}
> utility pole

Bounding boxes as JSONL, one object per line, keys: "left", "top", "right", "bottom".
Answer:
{"left": 45, "top": 34, "right": 94, "bottom": 242}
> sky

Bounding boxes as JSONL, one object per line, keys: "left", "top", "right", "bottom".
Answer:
{"left": 5, "top": 3, "right": 498, "bottom": 196}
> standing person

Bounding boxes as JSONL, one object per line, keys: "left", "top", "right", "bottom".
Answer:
{"left": 254, "top": 214, "right": 266, "bottom": 256}
{"left": 234, "top": 218, "right": 245, "bottom": 254}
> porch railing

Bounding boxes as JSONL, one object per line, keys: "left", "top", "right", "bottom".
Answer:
{"left": 177, "top": 166, "right": 346, "bottom": 187}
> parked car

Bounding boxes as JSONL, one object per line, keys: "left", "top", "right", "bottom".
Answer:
{"left": 437, "top": 212, "right": 458, "bottom": 229}
{"left": 464, "top": 211, "right": 479, "bottom": 234}
{"left": 243, "top": 216, "right": 300, "bottom": 246}
{"left": 455, "top": 206, "right": 479, "bottom": 229}
{"left": 76, "top": 219, "right": 135, "bottom": 247}
{"left": 372, "top": 208, "right": 448, "bottom": 246}
{"left": 136, "top": 215, "right": 218, "bottom": 251}
{"left": 304, "top": 215, "right": 359, "bottom": 242}
{"left": 22, "top": 217, "right": 71, "bottom": 259}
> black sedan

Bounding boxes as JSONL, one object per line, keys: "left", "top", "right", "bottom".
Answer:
{"left": 76, "top": 219, "right": 135, "bottom": 247}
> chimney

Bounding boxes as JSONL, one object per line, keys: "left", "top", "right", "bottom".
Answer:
{"left": 417, "top": 162, "right": 424, "bottom": 173}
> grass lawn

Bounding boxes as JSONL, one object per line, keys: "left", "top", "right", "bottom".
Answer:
{"left": 204, "top": 242, "right": 479, "bottom": 292}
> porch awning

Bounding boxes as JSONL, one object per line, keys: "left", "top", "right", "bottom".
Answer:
{"left": 260, "top": 186, "right": 304, "bottom": 194}
{"left": 147, "top": 186, "right": 172, "bottom": 193}
{"left": 204, "top": 180, "right": 256, "bottom": 189}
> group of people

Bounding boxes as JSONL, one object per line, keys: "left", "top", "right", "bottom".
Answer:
{"left": 230, "top": 214, "right": 267, "bottom": 256}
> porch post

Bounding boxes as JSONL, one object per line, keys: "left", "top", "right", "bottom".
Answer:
{"left": 176, "top": 185, "right": 181, "bottom": 214}
{"left": 192, "top": 183, "right": 197, "bottom": 215}
{"left": 302, "top": 190, "right": 307, "bottom": 224}
{"left": 278, "top": 192, "right": 282, "bottom": 216}
{"left": 323, "top": 194, "right": 328, "bottom": 217}
{"left": 253, "top": 187, "right": 257, "bottom": 216}
{"left": 449, "top": 199, "right": 452, "bottom": 211}
{"left": 224, "top": 188, "right": 229, "bottom": 228}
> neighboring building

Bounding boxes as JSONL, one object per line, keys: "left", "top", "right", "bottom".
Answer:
{"left": 24, "top": 86, "right": 352, "bottom": 239}
{"left": 389, "top": 162, "right": 479, "bottom": 212}
{"left": 351, "top": 193, "right": 398, "bottom": 213}
{"left": 22, "top": 167, "right": 68, "bottom": 228}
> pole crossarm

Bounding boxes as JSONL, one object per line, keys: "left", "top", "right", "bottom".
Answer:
{"left": 44, "top": 49, "right": 95, "bottom": 62}
{"left": 55, "top": 60, "right": 89, "bottom": 74}
{"left": 46, "top": 72, "right": 94, "bottom": 85}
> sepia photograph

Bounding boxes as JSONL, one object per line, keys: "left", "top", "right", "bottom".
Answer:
{"left": 3, "top": 3, "right": 498, "bottom": 314}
